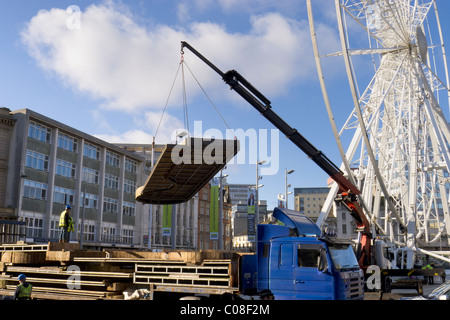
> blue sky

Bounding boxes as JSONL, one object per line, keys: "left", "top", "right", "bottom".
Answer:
{"left": 1, "top": 0, "right": 449, "bottom": 209}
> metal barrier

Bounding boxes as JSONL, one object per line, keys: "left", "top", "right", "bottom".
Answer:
{"left": 0, "top": 220, "right": 26, "bottom": 244}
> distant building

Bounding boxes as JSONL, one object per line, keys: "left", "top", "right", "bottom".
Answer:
{"left": 225, "top": 184, "right": 254, "bottom": 205}
{"left": 0, "top": 107, "right": 258, "bottom": 250}
{"left": 0, "top": 108, "right": 16, "bottom": 220}
{"left": 294, "top": 187, "right": 330, "bottom": 220}
{"left": 231, "top": 202, "right": 266, "bottom": 251}
{"left": 197, "top": 183, "right": 232, "bottom": 250}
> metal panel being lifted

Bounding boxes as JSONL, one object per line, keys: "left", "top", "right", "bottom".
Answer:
{"left": 135, "top": 137, "right": 239, "bottom": 204}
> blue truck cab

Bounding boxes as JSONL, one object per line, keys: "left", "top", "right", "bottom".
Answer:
{"left": 243, "top": 207, "right": 364, "bottom": 300}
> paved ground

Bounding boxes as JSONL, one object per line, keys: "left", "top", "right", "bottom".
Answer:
{"left": 364, "top": 273, "right": 448, "bottom": 300}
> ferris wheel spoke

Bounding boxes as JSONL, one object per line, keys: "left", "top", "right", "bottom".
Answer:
{"left": 339, "top": 3, "right": 386, "bottom": 47}
{"left": 321, "top": 46, "right": 408, "bottom": 57}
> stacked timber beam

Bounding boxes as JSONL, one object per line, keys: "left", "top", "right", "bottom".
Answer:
{"left": 0, "top": 242, "right": 242, "bottom": 300}
{"left": 0, "top": 242, "right": 134, "bottom": 300}
{"left": 134, "top": 260, "right": 238, "bottom": 288}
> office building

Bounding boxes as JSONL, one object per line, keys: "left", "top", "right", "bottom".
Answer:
{"left": 294, "top": 187, "right": 330, "bottom": 220}
{"left": 0, "top": 108, "right": 16, "bottom": 219}
{"left": 225, "top": 184, "right": 254, "bottom": 205}
{"left": 0, "top": 108, "right": 247, "bottom": 249}
{"left": 231, "top": 202, "right": 267, "bottom": 251}
{"left": 3, "top": 108, "right": 147, "bottom": 247}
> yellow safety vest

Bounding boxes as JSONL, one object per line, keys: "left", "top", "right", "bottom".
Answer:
{"left": 17, "top": 283, "right": 32, "bottom": 299}
{"left": 67, "top": 217, "right": 74, "bottom": 232}
{"left": 59, "top": 210, "right": 68, "bottom": 227}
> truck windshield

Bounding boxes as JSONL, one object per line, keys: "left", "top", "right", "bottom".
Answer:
{"left": 328, "top": 244, "right": 359, "bottom": 270}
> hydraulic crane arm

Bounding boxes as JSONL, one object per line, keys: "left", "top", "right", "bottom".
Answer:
{"left": 181, "top": 41, "right": 372, "bottom": 266}
{"left": 181, "top": 43, "right": 357, "bottom": 192}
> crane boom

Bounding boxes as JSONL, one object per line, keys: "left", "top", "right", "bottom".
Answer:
{"left": 181, "top": 41, "right": 372, "bottom": 267}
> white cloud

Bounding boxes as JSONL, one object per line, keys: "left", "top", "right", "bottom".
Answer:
{"left": 176, "top": 2, "right": 190, "bottom": 23}
{"left": 94, "top": 129, "right": 153, "bottom": 144}
{"left": 96, "top": 110, "right": 185, "bottom": 144}
{"left": 20, "top": 1, "right": 340, "bottom": 143}
{"left": 21, "top": 2, "right": 320, "bottom": 110}
{"left": 22, "top": 3, "right": 186, "bottom": 112}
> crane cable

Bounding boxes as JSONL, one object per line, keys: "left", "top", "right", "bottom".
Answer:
{"left": 154, "top": 50, "right": 234, "bottom": 140}
{"left": 181, "top": 53, "right": 189, "bottom": 132}
{"left": 180, "top": 47, "right": 234, "bottom": 134}
{"left": 153, "top": 55, "right": 183, "bottom": 140}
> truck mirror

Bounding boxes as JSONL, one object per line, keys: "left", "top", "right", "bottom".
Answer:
{"left": 318, "top": 249, "right": 328, "bottom": 272}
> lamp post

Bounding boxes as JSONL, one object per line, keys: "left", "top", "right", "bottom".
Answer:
{"left": 255, "top": 160, "right": 266, "bottom": 250}
{"left": 256, "top": 160, "right": 266, "bottom": 225}
{"left": 218, "top": 169, "right": 228, "bottom": 250}
{"left": 285, "top": 169, "right": 295, "bottom": 209}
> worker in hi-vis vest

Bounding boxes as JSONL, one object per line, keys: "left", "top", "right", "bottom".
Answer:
{"left": 14, "top": 274, "right": 32, "bottom": 300}
{"left": 59, "top": 205, "right": 74, "bottom": 243}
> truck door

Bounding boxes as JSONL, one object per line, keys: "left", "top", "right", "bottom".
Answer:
{"left": 294, "top": 243, "right": 334, "bottom": 300}
{"left": 269, "top": 242, "right": 297, "bottom": 300}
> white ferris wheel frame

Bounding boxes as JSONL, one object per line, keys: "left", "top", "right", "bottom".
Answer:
{"left": 306, "top": 0, "right": 450, "bottom": 265}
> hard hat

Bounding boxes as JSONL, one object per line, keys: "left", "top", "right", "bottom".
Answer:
{"left": 65, "top": 205, "right": 72, "bottom": 210}
{"left": 18, "top": 274, "right": 26, "bottom": 281}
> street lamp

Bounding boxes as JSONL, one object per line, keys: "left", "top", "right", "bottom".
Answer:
{"left": 255, "top": 160, "right": 266, "bottom": 250}
{"left": 219, "top": 169, "right": 228, "bottom": 250}
{"left": 285, "top": 169, "right": 295, "bottom": 209}
{"left": 256, "top": 160, "right": 266, "bottom": 225}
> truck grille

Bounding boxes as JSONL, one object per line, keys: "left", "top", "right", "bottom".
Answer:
{"left": 345, "top": 271, "right": 365, "bottom": 300}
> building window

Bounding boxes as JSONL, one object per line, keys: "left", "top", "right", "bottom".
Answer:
{"left": 53, "top": 186, "right": 74, "bottom": 205}
{"left": 125, "top": 158, "right": 137, "bottom": 173}
{"left": 50, "top": 220, "right": 60, "bottom": 239}
{"left": 23, "top": 180, "right": 47, "bottom": 200}
{"left": 78, "top": 222, "right": 95, "bottom": 242}
{"left": 81, "top": 192, "right": 98, "bottom": 209}
{"left": 106, "top": 151, "right": 119, "bottom": 167}
{"left": 103, "top": 197, "right": 118, "bottom": 213}
{"left": 58, "top": 132, "right": 78, "bottom": 152}
{"left": 105, "top": 173, "right": 119, "bottom": 190}
{"left": 84, "top": 143, "right": 100, "bottom": 160}
{"left": 123, "top": 201, "right": 135, "bottom": 216}
{"left": 25, "top": 217, "right": 43, "bottom": 239}
{"left": 342, "top": 224, "right": 347, "bottom": 235}
{"left": 26, "top": 150, "right": 49, "bottom": 171}
{"left": 122, "top": 228, "right": 134, "bottom": 244}
{"left": 124, "top": 179, "right": 136, "bottom": 194}
{"left": 28, "top": 121, "right": 51, "bottom": 143}
{"left": 56, "top": 159, "right": 76, "bottom": 179}
{"left": 82, "top": 167, "right": 99, "bottom": 184}
{"left": 101, "top": 225, "right": 117, "bottom": 243}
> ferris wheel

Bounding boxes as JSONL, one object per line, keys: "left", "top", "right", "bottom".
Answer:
{"left": 307, "top": 0, "right": 450, "bottom": 268}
